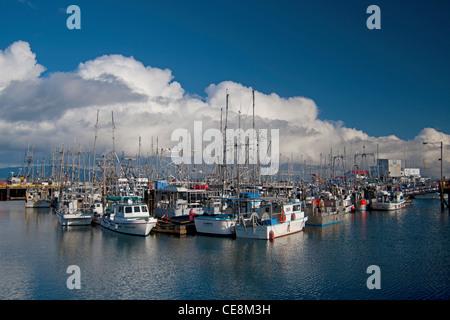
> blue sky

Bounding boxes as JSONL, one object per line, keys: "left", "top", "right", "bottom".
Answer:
{"left": 1, "top": 0, "right": 449, "bottom": 140}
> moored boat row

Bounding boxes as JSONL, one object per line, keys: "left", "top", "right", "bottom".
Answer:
{"left": 46, "top": 179, "right": 419, "bottom": 239}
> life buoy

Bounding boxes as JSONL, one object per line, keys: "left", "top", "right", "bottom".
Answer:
{"left": 280, "top": 213, "right": 286, "bottom": 223}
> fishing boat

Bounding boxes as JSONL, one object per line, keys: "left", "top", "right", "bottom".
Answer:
{"left": 342, "top": 194, "right": 353, "bottom": 213}
{"left": 351, "top": 190, "right": 368, "bottom": 211}
{"left": 101, "top": 197, "right": 157, "bottom": 236}
{"left": 56, "top": 198, "right": 93, "bottom": 226}
{"left": 194, "top": 193, "right": 261, "bottom": 237}
{"left": 370, "top": 190, "right": 406, "bottom": 211}
{"left": 90, "top": 201, "right": 104, "bottom": 225}
{"left": 154, "top": 185, "right": 221, "bottom": 219}
{"left": 194, "top": 213, "right": 238, "bottom": 236}
{"left": 25, "top": 187, "right": 51, "bottom": 208}
{"left": 304, "top": 197, "right": 345, "bottom": 226}
{"left": 234, "top": 199, "right": 308, "bottom": 240}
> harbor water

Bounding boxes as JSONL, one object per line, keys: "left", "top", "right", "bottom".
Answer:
{"left": 0, "top": 199, "right": 449, "bottom": 300}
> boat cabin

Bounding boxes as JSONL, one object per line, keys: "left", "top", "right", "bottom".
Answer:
{"left": 114, "top": 203, "right": 150, "bottom": 219}
{"left": 256, "top": 200, "right": 303, "bottom": 223}
{"left": 377, "top": 190, "right": 404, "bottom": 203}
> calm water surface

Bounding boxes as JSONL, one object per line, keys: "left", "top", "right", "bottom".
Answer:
{"left": 0, "top": 199, "right": 449, "bottom": 300}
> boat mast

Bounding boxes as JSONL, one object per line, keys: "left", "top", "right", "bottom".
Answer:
{"left": 223, "top": 90, "right": 229, "bottom": 189}
{"left": 252, "top": 89, "right": 257, "bottom": 203}
{"left": 237, "top": 107, "right": 241, "bottom": 196}
{"left": 92, "top": 109, "right": 99, "bottom": 184}
{"left": 219, "top": 107, "right": 223, "bottom": 186}
{"left": 58, "top": 145, "right": 65, "bottom": 209}
{"left": 111, "top": 110, "right": 116, "bottom": 157}
{"left": 254, "top": 89, "right": 261, "bottom": 185}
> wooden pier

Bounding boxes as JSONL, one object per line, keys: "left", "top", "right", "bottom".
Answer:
{"left": 153, "top": 218, "right": 196, "bottom": 235}
{"left": 403, "top": 186, "right": 440, "bottom": 198}
{"left": 0, "top": 185, "right": 26, "bottom": 201}
{"left": 0, "top": 184, "right": 58, "bottom": 201}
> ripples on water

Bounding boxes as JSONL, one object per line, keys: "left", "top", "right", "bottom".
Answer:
{"left": 0, "top": 200, "right": 448, "bottom": 300}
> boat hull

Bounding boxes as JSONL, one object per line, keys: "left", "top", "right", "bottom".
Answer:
{"left": 57, "top": 211, "right": 93, "bottom": 226}
{"left": 25, "top": 200, "right": 51, "bottom": 208}
{"left": 306, "top": 211, "right": 344, "bottom": 226}
{"left": 370, "top": 201, "right": 406, "bottom": 211}
{"left": 194, "top": 214, "right": 237, "bottom": 236}
{"left": 352, "top": 204, "right": 367, "bottom": 212}
{"left": 235, "top": 217, "right": 308, "bottom": 240}
{"left": 101, "top": 217, "right": 157, "bottom": 236}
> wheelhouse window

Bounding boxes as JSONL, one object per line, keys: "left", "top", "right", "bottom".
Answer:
{"left": 141, "top": 206, "right": 148, "bottom": 212}
{"left": 134, "top": 206, "right": 141, "bottom": 213}
{"left": 125, "top": 206, "right": 132, "bottom": 213}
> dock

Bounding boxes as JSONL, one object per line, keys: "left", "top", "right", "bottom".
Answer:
{"left": 153, "top": 218, "right": 196, "bottom": 235}
{"left": 0, "top": 184, "right": 59, "bottom": 201}
{"left": 0, "top": 185, "right": 26, "bottom": 201}
{"left": 403, "top": 186, "right": 440, "bottom": 198}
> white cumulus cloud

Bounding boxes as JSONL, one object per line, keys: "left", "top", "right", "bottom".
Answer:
{"left": 0, "top": 40, "right": 448, "bottom": 178}
{"left": 0, "top": 40, "right": 45, "bottom": 90}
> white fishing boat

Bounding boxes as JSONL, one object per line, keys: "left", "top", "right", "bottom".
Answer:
{"left": 342, "top": 194, "right": 353, "bottom": 213}
{"left": 101, "top": 198, "right": 157, "bottom": 236}
{"left": 25, "top": 188, "right": 51, "bottom": 208}
{"left": 370, "top": 190, "right": 406, "bottom": 211}
{"left": 90, "top": 201, "right": 104, "bottom": 225}
{"left": 194, "top": 193, "right": 261, "bottom": 237}
{"left": 234, "top": 199, "right": 308, "bottom": 240}
{"left": 194, "top": 213, "right": 238, "bottom": 236}
{"left": 154, "top": 185, "right": 221, "bottom": 219}
{"left": 56, "top": 198, "right": 93, "bottom": 226}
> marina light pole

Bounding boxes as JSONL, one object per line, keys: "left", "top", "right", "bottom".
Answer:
{"left": 423, "top": 141, "right": 444, "bottom": 210}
